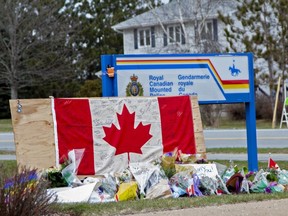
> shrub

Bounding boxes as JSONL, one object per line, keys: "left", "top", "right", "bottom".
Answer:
{"left": 200, "top": 104, "right": 223, "bottom": 127}
{"left": 76, "top": 79, "right": 102, "bottom": 97}
{"left": 226, "top": 103, "right": 246, "bottom": 120}
{"left": 0, "top": 166, "right": 55, "bottom": 216}
{"left": 255, "top": 94, "right": 274, "bottom": 120}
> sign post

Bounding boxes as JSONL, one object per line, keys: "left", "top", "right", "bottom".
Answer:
{"left": 101, "top": 53, "right": 258, "bottom": 171}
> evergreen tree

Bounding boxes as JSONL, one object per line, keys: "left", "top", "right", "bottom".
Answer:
{"left": 219, "top": 0, "right": 288, "bottom": 101}
{"left": 62, "top": 0, "right": 162, "bottom": 80}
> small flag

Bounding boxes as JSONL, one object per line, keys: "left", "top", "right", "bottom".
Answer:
{"left": 268, "top": 155, "right": 279, "bottom": 169}
{"left": 186, "top": 184, "right": 195, "bottom": 197}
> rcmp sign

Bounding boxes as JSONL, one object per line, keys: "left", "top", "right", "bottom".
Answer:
{"left": 114, "top": 54, "right": 251, "bottom": 103}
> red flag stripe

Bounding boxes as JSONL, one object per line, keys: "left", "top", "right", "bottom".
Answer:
{"left": 158, "top": 96, "right": 196, "bottom": 154}
{"left": 54, "top": 99, "right": 95, "bottom": 175}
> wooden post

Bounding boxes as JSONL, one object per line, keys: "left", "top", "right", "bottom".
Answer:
{"left": 272, "top": 77, "right": 282, "bottom": 128}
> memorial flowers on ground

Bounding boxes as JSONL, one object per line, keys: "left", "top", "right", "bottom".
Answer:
{"left": 42, "top": 149, "right": 288, "bottom": 203}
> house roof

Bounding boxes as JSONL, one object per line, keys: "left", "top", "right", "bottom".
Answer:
{"left": 112, "top": 0, "right": 237, "bottom": 31}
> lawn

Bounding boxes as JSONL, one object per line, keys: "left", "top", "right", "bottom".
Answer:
{"left": 0, "top": 119, "right": 13, "bottom": 132}
{"left": 1, "top": 160, "right": 288, "bottom": 216}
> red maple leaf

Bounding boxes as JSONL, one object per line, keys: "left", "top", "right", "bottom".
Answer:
{"left": 102, "top": 104, "right": 152, "bottom": 161}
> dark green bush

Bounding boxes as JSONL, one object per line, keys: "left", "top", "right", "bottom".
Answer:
{"left": 226, "top": 103, "right": 246, "bottom": 120}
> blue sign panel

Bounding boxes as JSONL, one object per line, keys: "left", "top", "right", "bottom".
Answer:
{"left": 101, "top": 53, "right": 258, "bottom": 171}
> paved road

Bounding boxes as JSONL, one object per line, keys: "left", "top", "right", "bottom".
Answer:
{"left": 1, "top": 129, "right": 288, "bottom": 161}
{"left": 204, "top": 129, "right": 288, "bottom": 148}
{"left": 0, "top": 132, "right": 15, "bottom": 151}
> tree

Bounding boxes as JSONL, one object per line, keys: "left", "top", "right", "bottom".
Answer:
{"left": 76, "top": 79, "right": 102, "bottom": 97}
{"left": 218, "top": 0, "right": 288, "bottom": 103}
{"left": 144, "top": 0, "right": 234, "bottom": 54}
{"left": 0, "top": 0, "right": 77, "bottom": 99}
{"left": 62, "top": 0, "right": 162, "bottom": 80}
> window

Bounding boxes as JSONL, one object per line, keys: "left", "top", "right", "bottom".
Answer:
{"left": 167, "top": 25, "right": 183, "bottom": 44}
{"left": 200, "top": 21, "right": 214, "bottom": 40}
{"left": 134, "top": 27, "right": 155, "bottom": 49}
{"left": 139, "top": 29, "right": 151, "bottom": 47}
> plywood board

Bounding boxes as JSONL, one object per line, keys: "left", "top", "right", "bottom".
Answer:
{"left": 10, "top": 96, "right": 206, "bottom": 171}
{"left": 9, "top": 99, "right": 55, "bottom": 170}
{"left": 190, "top": 96, "right": 206, "bottom": 159}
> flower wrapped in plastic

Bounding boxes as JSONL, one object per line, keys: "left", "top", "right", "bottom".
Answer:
{"left": 215, "top": 174, "right": 230, "bottom": 195}
{"left": 115, "top": 168, "right": 133, "bottom": 183}
{"left": 192, "top": 174, "right": 203, "bottom": 197}
{"left": 199, "top": 175, "right": 218, "bottom": 195}
{"left": 169, "top": 170, "right": 194, "bottom": 198}
{"left": 115, "top": 181, "right": 138, "bottom": 201}
{"left": 61, "top": 149, "right": 85, "bottom": 187}
{"left": 169, "top": 171, "right": 204, "bottom": 197}
{"left": 43, "top": 167, "right": 68, "bottom": 188}
{"left": 178, "top": 150, "right": 203, "bottom": 164}
{"left": 226, "top": 173, "right": 244, "bottom": 194}
{"left": 221, "top": 166, "right": 235, "bottom": 184}
{"left": 161, "top": 149, "right": 178, "bottom": 178}
{"left": 265, "top": 182, "right": 285, "bottom": 193}
{"left": 145, "top": 179, "right": 172, "bottom": 199}
{"left": 100, "top": 174, "right": 118, "bottom": 198}
{"left": 214, "top": 162, "right": 227, "bottom": 177}
{"left": 129, "top": 161, "right": 164, "bottom": 198}
{"left": 250, "top": 171, "right": 268, "bottom": 193}
{"left": 278, "top": 170, "right": 288, "bottom": 185}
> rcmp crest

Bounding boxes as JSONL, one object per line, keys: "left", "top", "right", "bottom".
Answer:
{"left": 126, "top": 74, "right": 143, "bottom": 96}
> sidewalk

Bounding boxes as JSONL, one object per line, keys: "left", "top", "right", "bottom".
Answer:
{"left": 0, "top": 154, "right": 16, "bottom": 160}
{"left": 0, "top": 153, "right": 287, "bottom": 161}
{"left": 127, "top": 198, "right": 288, "bottom": 216}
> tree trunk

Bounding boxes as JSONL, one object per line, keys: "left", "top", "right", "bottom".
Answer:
{"left": 267, "top": 55, "right": 275, "bottom": 112}
{"left": 11, "top": 84, "right": 18, "bottom": 99}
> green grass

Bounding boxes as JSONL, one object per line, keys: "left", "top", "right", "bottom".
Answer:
{"left": 0, "top": 160, "right": 17, "bottom": 177}
{"left": 1, "top": 160, "right": 288, "bottom": 216}
{"left": 0, "top": 150, "right": 15, "bottom": 155}
{"left": 49, "top": 193, "right": 288, "bottom": 216}
{"left": 0, "top": 119, "right": 12, "bottom": 132}
{"left": 213, "top": 118, "right": 273, "bottom": 129}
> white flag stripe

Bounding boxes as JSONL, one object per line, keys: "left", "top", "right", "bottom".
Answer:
{"left": 89, "top": 97, "right": 163, "bottom": 174}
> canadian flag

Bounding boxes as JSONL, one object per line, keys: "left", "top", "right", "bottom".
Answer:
{"left": 52, "top": 95, "right": 196, "bottom": 175}
{"left": 268, "top": 157, "right": 280, "bottom": 169}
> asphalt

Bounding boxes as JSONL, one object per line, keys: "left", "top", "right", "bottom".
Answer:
{"left": 0, "top": 153, "right": 287, "bottom": 161}
{"left": 0, "top": 154, "right": 16, "bottom": 160}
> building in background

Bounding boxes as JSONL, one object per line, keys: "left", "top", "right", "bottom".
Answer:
{"left": 112, "top": 0, "right": 236, "bottom": 54}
